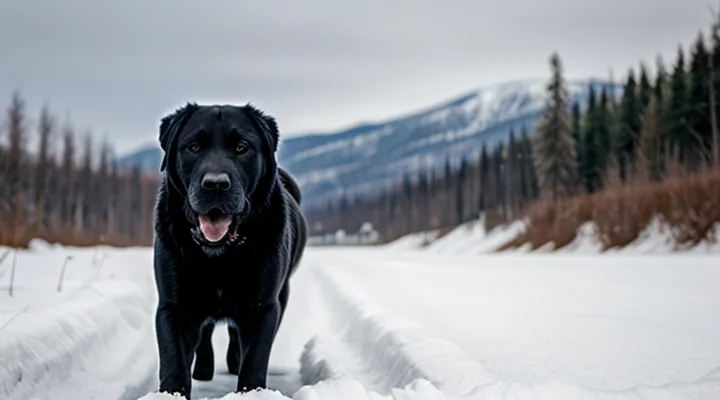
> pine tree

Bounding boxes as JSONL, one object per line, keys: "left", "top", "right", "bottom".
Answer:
{"left": 520, "top": 126, "right": 538, "bottom": 203}
{"left": 532, "top": 53, "right": 578, "bottom": 201}
{"left": 614, "top": 69, "right": 643, "bottom": 180}
{"left": 478, "top": 144, "right": 490, "bottom": 211}
{"left": 417, "top": 169, "right": 431, "bottom": 231}
{"left": 581, "top": 85, "right": 602, "bottom": 193}
{"left": 654, "top": 55, "right": 669, "bottom": 156}
{"left": 655, "top": 55, "right": 667, "bottom": 102}
{"left": 571, "top": 101, "right": 583, "bottom": 179}
{"left": 667, "top": 46, "right": 690, "bottom": 165}
{"left": 711, "top": 14, "right": 720, "bottom": 167}
{"left": 597, "top": 87, "right": 613, "bottom": 176}
{"left": 494, "top": 143, "right": 507, "bottom": 221}
{"left": 442, "top": 156, "right": 452, "bottom": 226}
{"left": 638, "top": 63, "right": 653, "bottom": 112}
{"left": 506, "top": 129, "right": 519, "bottom": 216}
{"left": 688, "top": 33, "right": 712, "bottom": 168}
{"left": 455, "top": 158, "right": 467, "bottom": 224}
{"left": 639, "top": 96, "right": 662, "bottom": 180}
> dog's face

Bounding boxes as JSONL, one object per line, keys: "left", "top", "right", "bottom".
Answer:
{"left": 159, "top": 104, "right": 279, "bottom": 256}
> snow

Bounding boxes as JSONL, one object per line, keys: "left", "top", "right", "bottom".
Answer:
{"left": 3, "top": 231, "right": 720, "bottom": 400}
{"left": 419, "top": 219, "right": 526, "bottom": 255}
{"left": 304, "top": 248, "right": 720, "bottom": 399}
{"left": 391, "top": 215, "right": 720, "bottom": 255}
{"left": 0, "top": 244, "right": 158, "bottom": 400}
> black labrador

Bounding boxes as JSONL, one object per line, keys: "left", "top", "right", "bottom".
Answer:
{"left": 153, "top": 103, "right": 307, "bottom": 398}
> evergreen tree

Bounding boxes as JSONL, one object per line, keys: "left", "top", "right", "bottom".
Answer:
{"left": 581, "top": 85, "right": 602, "bottom": 193}
{"left": 532, "top": 53, "right": 578, "bottom": 201}
{"left": 597, "top": 87, "right": 613, "bottom": 175}
{"left": 520, "top": 126, "right": 539, "bottom": 202}
{"left": 655, "top": 55, "right": 667, "bottom": 101}
{"left": 443, "top": 156, "right": 453, "bottom": 226}
{"left": 506, "top": 129, "right": 519, "bottom": 215}
{"left": 455, "top": 158, "right": 467, "bottom": 224}
{"left": 711, "top": 17, "right": 720, "bottom": 166}
{"left": 688, "top": 33, "right": 712, "bottom": 168}
{"left": 478, "top": 144, "right": 490, "bottom": 210}
{"left": 638, "top": 63, "right": 653, "bottom": 113}
{"left": 667, "top": 46, "right": 690, "bottom": 164}
{"left": 493, "top": 143, "right": 507, "bottom": 221}
{"left": 571, "top": 101, "right": 583, "bottom": 179}
{"left": 615, "top": 69, "right": 642, "bottom": 180}
{"left": 639, "top": 96, "right": 662, "bottom": 181}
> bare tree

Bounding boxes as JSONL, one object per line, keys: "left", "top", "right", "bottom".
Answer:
{"left": 60, "top": 122, "right": 77, "bottom": 233}
{"left": 6, "top": 92, "right": 28, "bottom": 245}
{"left": 34, "top": 105, "right": 55, "bottom": 234}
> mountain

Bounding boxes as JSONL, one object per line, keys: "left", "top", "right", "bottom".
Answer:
{"left": 115, "top": 146, "right": 163, "bottom": 173}
{"left": 116, "top": 78, "right": 620, "bottom": 207}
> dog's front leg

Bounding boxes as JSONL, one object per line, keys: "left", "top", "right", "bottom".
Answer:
{"left": 235, "top": 303, "right": 281, "bottom": 392}
{"left": 156, "top": 305, "right": 202, "bottom": 398}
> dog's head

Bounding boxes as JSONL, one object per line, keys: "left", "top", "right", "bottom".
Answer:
{"left": 159, "top": 103, "right": 279, "bottom": 256}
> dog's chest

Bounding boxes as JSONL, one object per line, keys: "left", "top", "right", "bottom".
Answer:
{"left": 189, "top": 265, "right": 263, "bottom": 318}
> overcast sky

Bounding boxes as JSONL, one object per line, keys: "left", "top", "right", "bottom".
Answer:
{"left": 0, "top": 0, "right": 714, "bottom": 155}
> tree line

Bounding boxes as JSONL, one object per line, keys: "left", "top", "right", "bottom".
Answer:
{"left": 308, "top": 18, "right": 720, "bottom": 244}
{"left": 0, "top": 93, "right": 158, "bottom": 247}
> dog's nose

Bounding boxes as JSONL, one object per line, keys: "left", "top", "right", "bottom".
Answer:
{"left": 201, "top": 172, "right": 231, "bottom": 191}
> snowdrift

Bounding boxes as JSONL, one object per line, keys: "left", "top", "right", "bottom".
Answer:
{"left": 385, "top": 216, "right": 720, "bottom": 255}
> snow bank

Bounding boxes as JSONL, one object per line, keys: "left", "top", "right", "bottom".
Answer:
{"left": 382, "top": 231, "right": 438, "bottom": 251}
{"left": 0, "top": 246, "right": 158, "bottom": 400}
{"left": 387, "top": 216, "right": 720, "bottom": 255}
{"left": 1, "top": 280, "right": 157, "bottom": 400}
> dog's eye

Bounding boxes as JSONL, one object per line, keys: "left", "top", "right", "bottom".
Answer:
{"left": 189, "top": 143, "right": 200, "bottom": 152}
{"left": 235, "top": 143, "right": 248, "bottom": 154}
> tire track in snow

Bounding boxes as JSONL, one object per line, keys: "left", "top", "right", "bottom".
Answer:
{"left": 298, "top": 258, "right": 497, "bottom": 398}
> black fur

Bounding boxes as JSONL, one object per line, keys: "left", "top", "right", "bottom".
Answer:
{"left": 153, "top": 103, "right": 307, "bottom": 398}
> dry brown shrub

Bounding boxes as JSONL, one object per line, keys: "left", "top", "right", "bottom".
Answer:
{"left": 521, "top": 196, "right": 595, "bottom": 250}
{"left": 662, "top": 169, "right": 720, "bottom": 247}
{"left": 592, "top": 183, "right": 656, "bottom": 250}
{"left": 506, "top": 163, "right": 720, "bottom": 252}
{"left": 483, "top": 208, "right": 507, "bottom": 232}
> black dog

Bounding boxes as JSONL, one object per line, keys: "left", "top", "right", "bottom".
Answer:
{"left": 153, "top": 103, "right": 307, "bottom": 398}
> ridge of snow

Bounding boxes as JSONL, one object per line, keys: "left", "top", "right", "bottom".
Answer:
{"left": 387, "top": 214, "right": 720, "bottom": 255}
{"left": 0, "top": 248, "right": 157, "bottom": 400}
{"left": 299, "top": 266, "right": 495, "bottom": 397}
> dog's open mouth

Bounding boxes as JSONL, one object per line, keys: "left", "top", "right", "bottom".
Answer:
{"left": 194, "top": 208, "right": 237, "bottom": 244}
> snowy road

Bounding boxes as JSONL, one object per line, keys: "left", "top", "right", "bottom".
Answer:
{"left": 2, "top": 242, "right": 720, "bottom": 399}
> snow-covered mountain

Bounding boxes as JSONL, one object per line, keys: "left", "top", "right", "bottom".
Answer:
{"left": 116, "top": 78, "right": 620, "bottom": 207}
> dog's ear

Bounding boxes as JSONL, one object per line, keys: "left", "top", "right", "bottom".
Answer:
{"left": 244, "top": 103, "right": 279, "bottom": 153}
{"left": 159, "top": 102, "right": 198, "bottom": 171}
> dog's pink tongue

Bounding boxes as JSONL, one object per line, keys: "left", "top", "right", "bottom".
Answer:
{"left": 198, "top": 214, "right": 232, "bottom": 242}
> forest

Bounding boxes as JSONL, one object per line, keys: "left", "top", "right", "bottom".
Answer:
{"left": 307, "top": 20, "right": 720, "bottom": 247}
{"left": 3, "top": 18, "right": 720, "bottom": 249}
{"left": 0, "top": 94, "right": 158, "bottom": 247}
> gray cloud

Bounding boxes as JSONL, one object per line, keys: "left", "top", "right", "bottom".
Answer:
{"left": 0, "top": 0, "right": 711, "bottom": 154}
